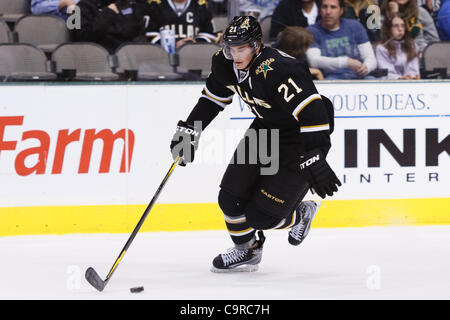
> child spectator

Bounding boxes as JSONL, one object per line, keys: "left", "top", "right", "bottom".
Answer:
{"left": 375, "top": 14, "right": 420, "bottom": 79}
{"left": 381, "top": 0, "right": 440, "bottom": 55}
{"left": 275, "top": 26, "right": 324, "bottom": 79}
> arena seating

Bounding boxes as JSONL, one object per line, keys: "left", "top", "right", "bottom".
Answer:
{"left": 212, "top": 16, "right": 228, "bottom": 33}
{"left": 422, "top": 41, "right": 450, "bottom": 78}
{"left": 0, "top": 1, "right": 449, "bottom": 82}
{"left": 260, "top": 16, "right": 272, "bottom": 45}
{"left": 0, "top": 0, "right": 30, "bottom": 24}
{"left": 115, "top": 43, "right": 173, "bottom": 80}
{"left": 177, "top": 42, "right": 221, "bottom": 78}
{"left": 0, "top": 18, "right": 11, "bottom": 43}
{"left": 15, "top": 15, "right": 70, "bottom": 53}
{"left": 0, "top": 43, "right": 56, "bottom": 80}
{"left": 52, "top": 42, "right": 119, "bottom": 81}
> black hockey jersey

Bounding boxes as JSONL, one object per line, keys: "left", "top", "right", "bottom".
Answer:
{"left": 145, "top": 0, "right": 217, "bottom": 43}
{"left": 185, "top": 46, "right": 333, "bottom": 154}
{"left": 205, "top": 47, "right": 329, "bottom": 130}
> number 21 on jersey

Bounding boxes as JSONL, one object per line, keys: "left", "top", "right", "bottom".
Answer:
{"left": 278, "top": 78, "right": 302, "bottom": 102}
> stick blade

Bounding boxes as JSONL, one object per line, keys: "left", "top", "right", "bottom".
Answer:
{"left": 85, "top": 267, "right": 107, "bottom": 292}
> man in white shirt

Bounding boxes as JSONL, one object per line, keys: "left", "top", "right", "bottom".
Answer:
{"left": 306, "top": 0, "right": 377, "bottom": 79}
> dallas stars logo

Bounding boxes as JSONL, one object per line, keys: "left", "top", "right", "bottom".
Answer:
{"left": 240, "top": 18, "right": 250, "bottom": 30}
{"left": 255, "top": 58, "right": 275, "bottom": 79}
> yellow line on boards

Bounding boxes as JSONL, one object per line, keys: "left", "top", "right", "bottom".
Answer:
{"left": 0, "top": 198, "right": 449, "bottom": 236}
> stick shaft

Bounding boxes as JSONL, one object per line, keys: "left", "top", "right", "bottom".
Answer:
{"left": 103, "top": 157, "right": 180, "bottom": 284}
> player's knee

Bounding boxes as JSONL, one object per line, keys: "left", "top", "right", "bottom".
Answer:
{"left": 245, "top": 202, "right": 280, "bottom": 230}
{"left": 218, "top": 189, "right": 246, "bottom": 217}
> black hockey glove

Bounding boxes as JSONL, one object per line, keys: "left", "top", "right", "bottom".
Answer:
{"left": 170, "top": 120, "right": 201, "bottom": 166}
{"left": 298, "top": 148, "right": 341, "bottom": 199}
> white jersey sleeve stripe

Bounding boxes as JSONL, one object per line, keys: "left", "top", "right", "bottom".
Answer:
{"left": 228, "top": 227, "right": 255, "bottom": 236}
{"left": 300, "top": 123, "right": 330, "bottom": 133}
{"left": 201, "top": 95, "right": 227, "bottom": 109}
{"left": 204, "top": 86, "right": 234, "bottom": 102}
{"left": 292, "top": 93, "right": 322, "bottom": 121}
{"left": 224, "top": 214, "right": 247, "bottom": 224}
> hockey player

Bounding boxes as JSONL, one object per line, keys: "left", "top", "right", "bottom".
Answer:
{"left": 170, "top": 16, "right": 341, "bottom": 272}
{"left": 145, "top": 0, "right": 219, "bottom": 48}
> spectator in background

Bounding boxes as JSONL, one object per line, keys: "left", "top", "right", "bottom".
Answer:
{"left": 342, "top": 0, "right": 380, "bottom": 41}
{"left": 381, "top": 0, "right": 440, "bottom": 55}
{"left": 239, "top": 0, "right": 280, "bottom": 20}
{"left": 417, "top": 0, "right": 441, "bottom": 21}
{"left": 275, "top": 26, "right": 324, "bottom": 79}
{"left": 71, "top": 0, "right": 149, "bottom": 53}
{"left": 31, "top": 0, "right": 80, "bottom": 20}
{"left": 306, "top": 0, "right": 377, "bottom": 79}
{"left": 436, "top": 0, "right": 450, "bottom": 40}
{"left": 145, "top": 0, "right": 219, "bottom": 50}
{"left": 376, "top": 14, "right": 420, "bottom": 79}
{"left": 270, "top": 0, "right": 320, "bottom": 41}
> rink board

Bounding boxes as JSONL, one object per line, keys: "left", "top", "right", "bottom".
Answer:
{"left": 0, "top": 81, "right": 449, "bottom": 235}
{"left": 0, "top": 198, "right": 449, "bottom": 236}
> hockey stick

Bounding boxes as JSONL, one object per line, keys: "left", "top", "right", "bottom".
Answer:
{"left": 85, "top": 156, "right": 181, "bottom": 292}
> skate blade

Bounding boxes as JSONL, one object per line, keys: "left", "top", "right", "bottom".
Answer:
{"left": 210, "top": 264, "right": 259, "bottom": 273}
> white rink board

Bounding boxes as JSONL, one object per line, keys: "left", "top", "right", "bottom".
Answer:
{"left": 0, "top": 81, "right": 449, "bottom": 207}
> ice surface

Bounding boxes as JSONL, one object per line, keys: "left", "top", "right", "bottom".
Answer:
{"left": 1, "top": 226, "right": 449, "bottom": 300}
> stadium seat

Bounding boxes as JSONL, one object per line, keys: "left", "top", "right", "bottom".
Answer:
{"left": 178, "top": 43, "right": 221, "bottom": 78}
{"left": 0, "top": 43, "right": 56, "bottom": 81}
{"left": 0, "top": 19, "right": 12, "bottom": 43}
{"left": 15, "top": 15, "right": 70, "bottom": 53}
{"left": 137, "top": 61, "right": 184, "bottom": 80}
{"left": 260, "top": 16, "right": 272, "bottom": 45}
{"left": 0, "top": 0, "right": 30, "bottom": 24}
{"left": 115, "top": 43, "right": 173, "bottom": 78}
{"left": 423, "top": 41, "right": 450, "bottom": 78}
{"left": 52, "top": 42, "right": 119, "bottom": 81}
{"left": 212, "top": 16, "right": 228, "bottom": 33}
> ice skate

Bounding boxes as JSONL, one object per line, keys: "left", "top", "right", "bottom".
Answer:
{"left": 288, "top": 201, "right": 321, "bottom": 246}
{"left": 211, "top": 231, "right": 265, "bottom": 273}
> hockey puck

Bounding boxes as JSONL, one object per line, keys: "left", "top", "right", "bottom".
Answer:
{"left": 130, "top": 286, "right": 144, "bottom": 293}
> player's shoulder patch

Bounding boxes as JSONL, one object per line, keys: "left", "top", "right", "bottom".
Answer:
{"left": 253, "top": 47, "right": 309, "bottom": 91}
{"left": 255, "top": 57, "right": 275, "bottom": 79}
{"left": 254, "top": 48, "right": 297, "bottom": 80}
{"left": 147, "top": 0, "right": 161, "bottom": 5}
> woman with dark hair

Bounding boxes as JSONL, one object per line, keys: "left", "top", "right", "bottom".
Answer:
{"left": 380, "top": 0, "right": 440, "bottom": 55}
{"left": 342, "top": 0, "right": 380, "bottom": 41}
{"left": 375, "top": 14, "right": 420, "bottom": 79}
{"left": 275, "top": 26, "right": 324, "bottom": 79}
